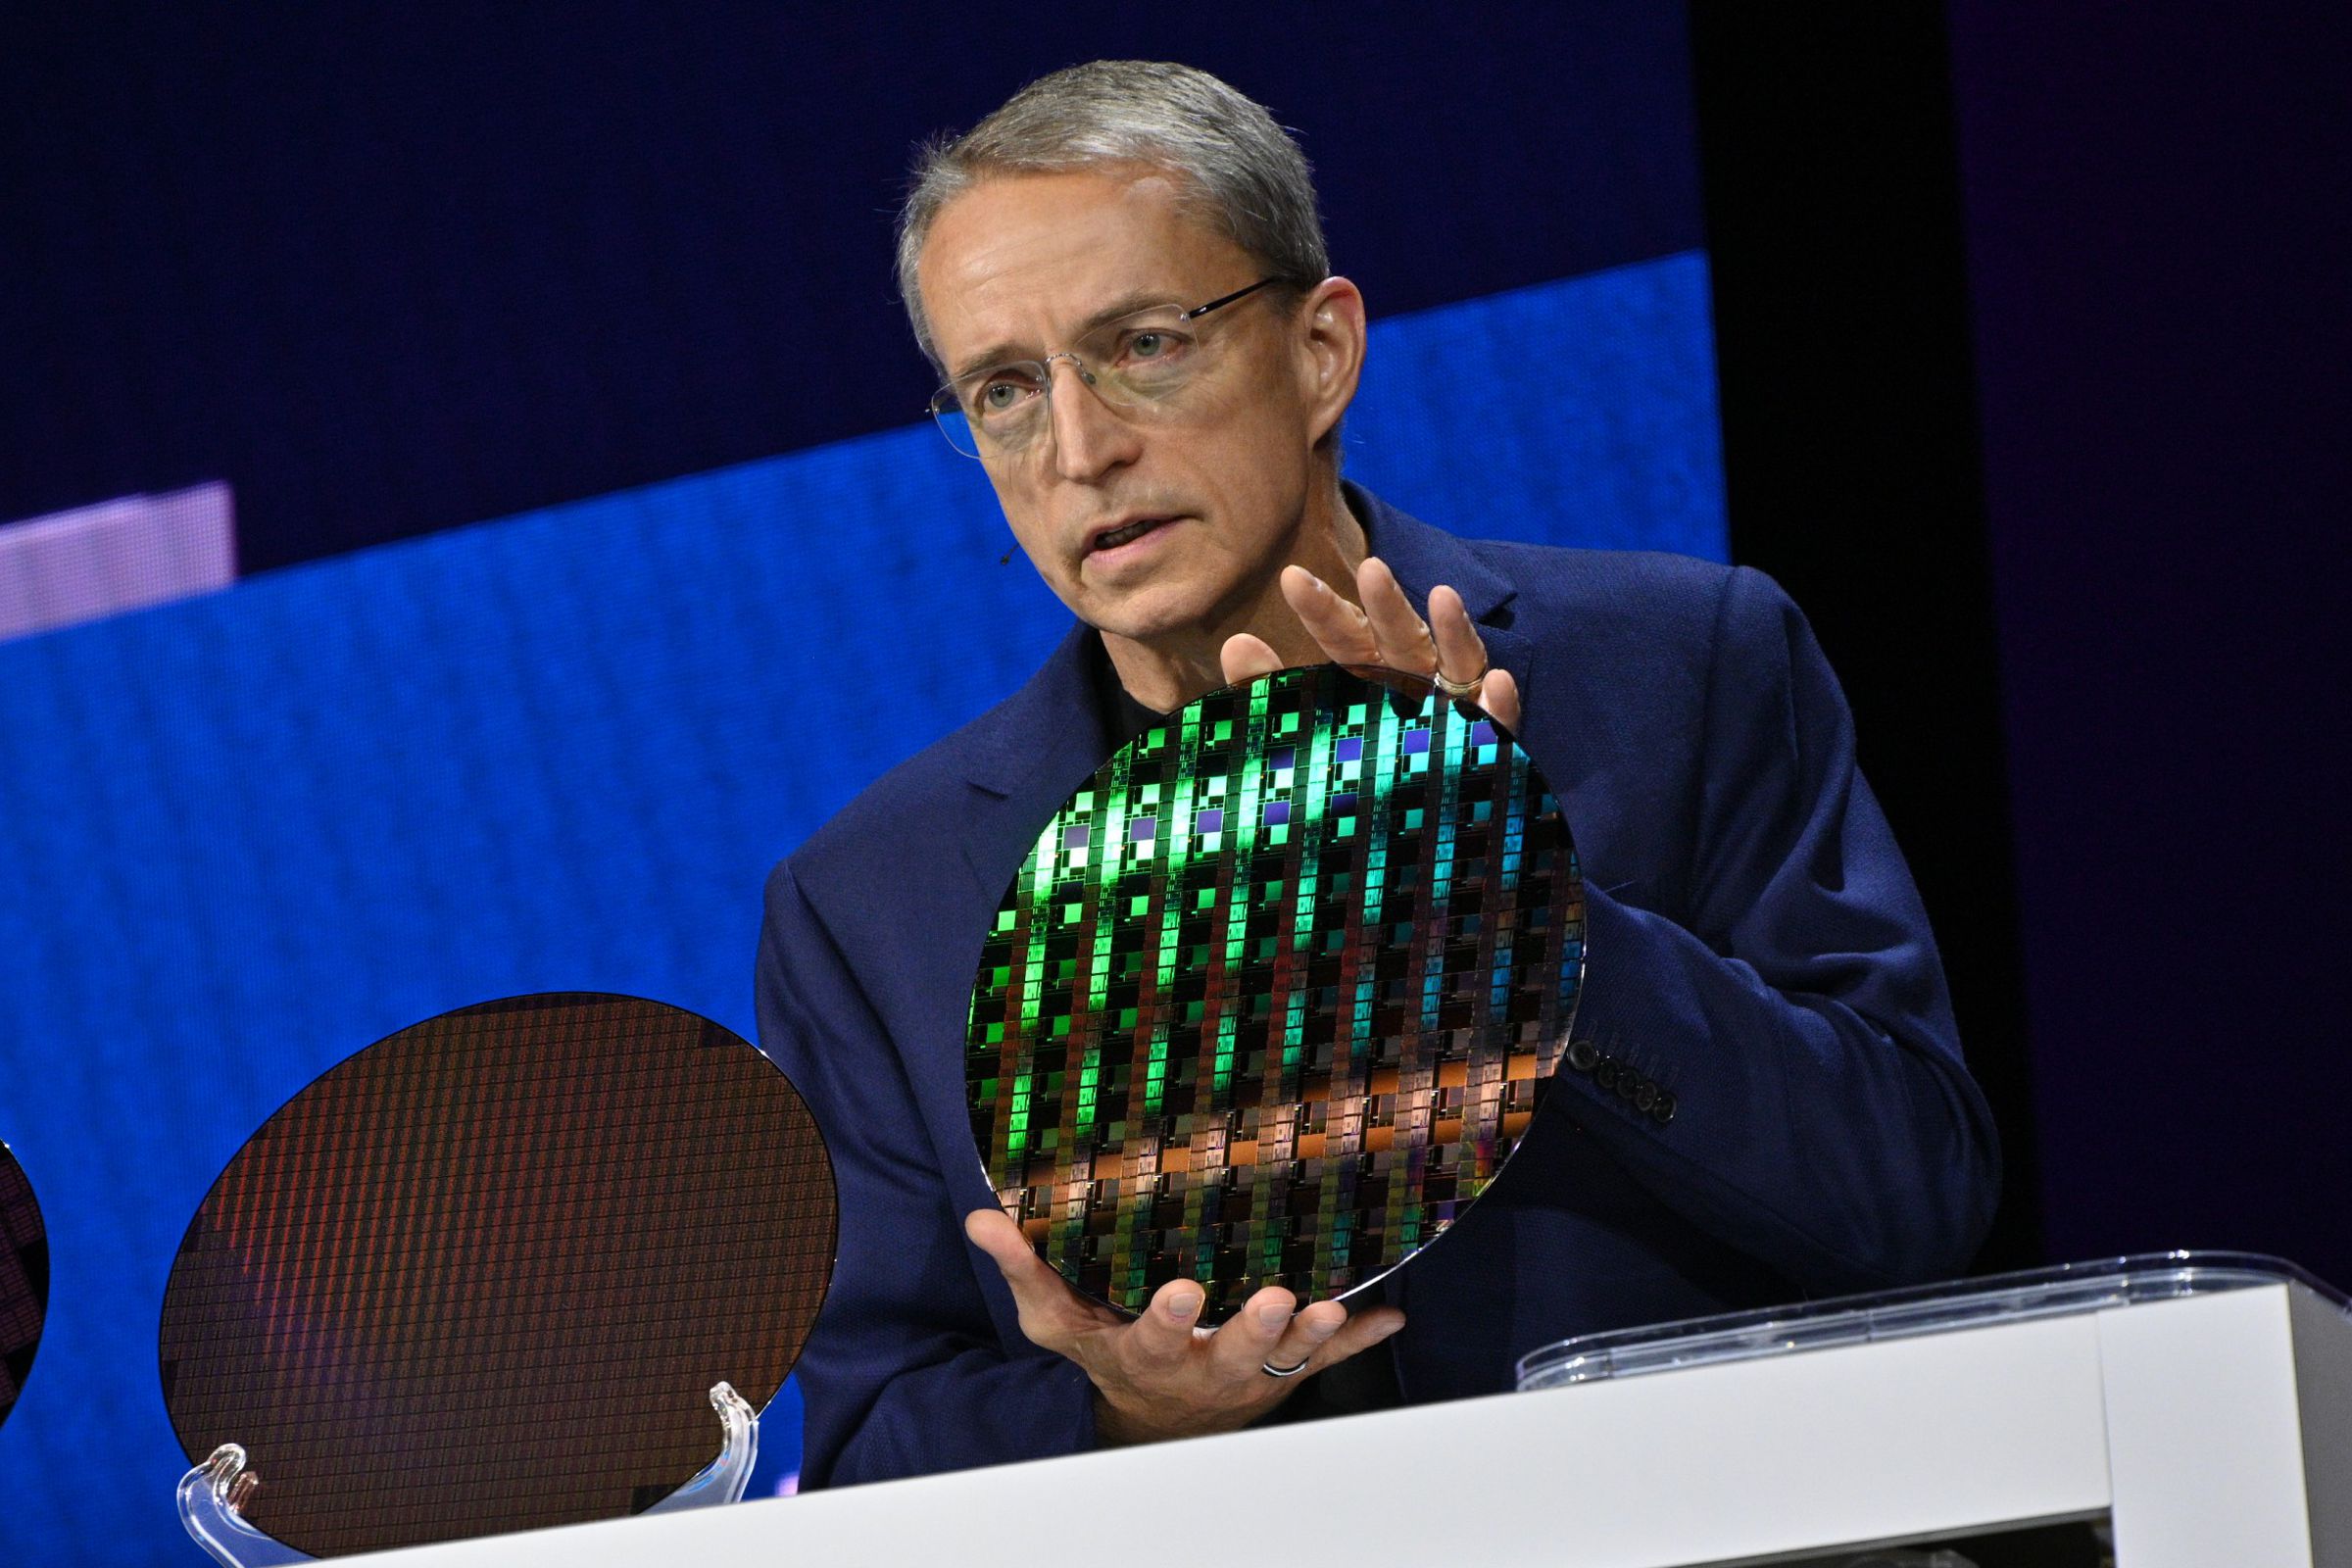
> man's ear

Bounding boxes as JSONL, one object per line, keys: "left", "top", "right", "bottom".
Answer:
{"left": 1297, "top": 276, "right": 1366, "bottom": 450}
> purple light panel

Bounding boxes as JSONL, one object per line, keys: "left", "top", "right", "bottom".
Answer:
{"left": 0, "top": 482, "right": 235, "bottom": 644}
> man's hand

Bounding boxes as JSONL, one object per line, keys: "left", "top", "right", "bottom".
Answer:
{"left": 1221, "top": 558, "right": 1522, "bottom": 733}
{"left": 964, "top": 1207, "right": 1405, "bottom": 1446}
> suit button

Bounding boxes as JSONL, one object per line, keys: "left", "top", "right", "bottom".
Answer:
{"left": 1651, "top": 1093, "right": 1678, "bottom": 1125}
{"left": 1615, "top": 1071, "right": 1641, "bottom": 1102}
{"left": 1567, "top": 1038, "right": 1599, "bottom": 1073}
{"left": 1635, "top": 1083, "right": 1658, "bottom": 1112}
{"left": 1593, "top": 1058, "right": 1619, "bottom": 1090}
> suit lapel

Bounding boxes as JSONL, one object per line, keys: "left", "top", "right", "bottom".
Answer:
{"left": 900, "top": 628, "right": 1116, "bottom": 1230}
{"left": 955, "top": 620, "right": 1115, "bottom": 900}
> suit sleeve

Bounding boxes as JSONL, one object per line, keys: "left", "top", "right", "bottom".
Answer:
{"left": 756, "top": 858, "right": 1098, "bottom": 1488}
{"left": 1550, "top": 565, "right": 2002, "bottom": 1293}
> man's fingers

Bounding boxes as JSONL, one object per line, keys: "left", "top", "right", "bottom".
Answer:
{"left": 1220, "top": 632, "right": 1285, "bottom": 688}
{"left": 1428, "top": 584, "right": 1486, "bottom": 683}
{"left": 1357, "top": 558, "right": 1436, "bottom": 671}
{"left": 1206, "top": 1287, "right": 1299, "bottom": 1379}
{"left": 964, "top": 1208, "right": 1113, "bottom": 1347}
{"left": 1121, "top": 1277, "right": 1207, "bottom": 1366}
{"left": 1257, "top": 1298, "right": 1348, "bottom": 1374}
{"left": 1308, "top": 1305, "right": 1408, "bottom": 1371}
{"left": 1478, "top": 665, "right": 1522, "bottom": 734}
{"left": 1241, "top": 564, "right": 1520, "bottom": 735}
{"left": 963, "top": 1206, "right": 1041, "bottom": 1273}
{"left": 1429, "top": 581, "right": 1521, "bottom": 731}
{"left": 1281, "top": 565, "right": 1383, "bottom": 665}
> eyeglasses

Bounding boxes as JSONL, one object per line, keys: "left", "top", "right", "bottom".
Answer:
{"left": 927, "top": 276, "right": 1287, "bottom": 462}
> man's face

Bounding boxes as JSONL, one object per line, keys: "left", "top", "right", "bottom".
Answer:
{"left": 917, "top": 168, "right": 1349, "bottom": 644}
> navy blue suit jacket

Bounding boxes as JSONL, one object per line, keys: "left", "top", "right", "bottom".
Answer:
{"left": 756, "top": 484, "right": 2001, "bottom": 1488}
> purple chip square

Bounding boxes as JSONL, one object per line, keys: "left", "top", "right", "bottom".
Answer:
{"left": 1130, "top": 818, "right": 1156, "bottom": 841}
{"left": 1264, "top": 801, "right": 1291, "bottom": 826}
{"left": 1062, "top": 825, "right": 1089, "bottom": 849}
{"left": 1403, "top": 729, "right": 1431, "bottom": 755}
{"left": 1198, "top": 808, "right": 1224, "bottom": 832}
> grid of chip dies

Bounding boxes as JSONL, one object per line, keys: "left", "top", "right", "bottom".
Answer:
{"left": 967, "top": 664, "right": 1585, "bottom": 1320}
{"left": 158, "top": 995, "right": 836, "bottom": 1558}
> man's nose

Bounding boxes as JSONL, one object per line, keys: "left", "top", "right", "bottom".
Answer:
{"left": 1045, "top": 358, "right": 1143, "bottom": 482}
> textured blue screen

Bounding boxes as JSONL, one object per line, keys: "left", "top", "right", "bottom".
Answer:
{"left": 0, "top": 252, "right": 1720, "bottom": 1562}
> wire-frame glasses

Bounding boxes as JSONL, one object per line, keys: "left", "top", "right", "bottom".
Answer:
{"left": 927, "top": 277, "right": 1287, "bottom": 461}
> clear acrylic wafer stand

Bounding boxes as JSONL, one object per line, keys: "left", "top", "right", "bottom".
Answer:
{"left": 175, "top": 1380, "right": 760, "bottom": 1566}
{"left": 1514, "top": 1250, "right": 2346, "bottom": 1390}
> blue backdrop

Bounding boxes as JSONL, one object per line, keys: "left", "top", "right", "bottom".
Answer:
{"left": 0, "top": 253, "right": 1722, "bottom": 1562}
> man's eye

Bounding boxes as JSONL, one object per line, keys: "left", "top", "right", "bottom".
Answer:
{"left": 976, "top": 379, "right": 1034, "bottom": 415}
{"left": 1113, "top": 327, "right": 1195, "bottom": 377}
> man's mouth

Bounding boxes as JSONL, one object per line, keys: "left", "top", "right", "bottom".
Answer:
{"left": 1089, "top": 515, "right": 1176, "bottom": 553}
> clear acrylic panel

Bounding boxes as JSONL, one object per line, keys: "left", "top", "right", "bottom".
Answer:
{"left": 1517, "top": 1250, "right": 2347, "bottom": 1392}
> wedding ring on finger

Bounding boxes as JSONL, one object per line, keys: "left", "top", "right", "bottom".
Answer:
{"left": 1429, "top": 665, "right": 1486, "bottom": 702}
{"left": 1260, "top": 1356, "right": 1312, "bottom": 1379}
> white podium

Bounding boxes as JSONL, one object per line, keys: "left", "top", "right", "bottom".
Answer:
{"left": 347, "top": 1254, "right": 2351, "bottom": 1567}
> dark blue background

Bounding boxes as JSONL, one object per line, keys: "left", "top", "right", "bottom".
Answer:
{"left": 5, "top": 0, "right": 2347, "bottom": 1559}
{"left": 0, "top": 0, "right": 1702, "bottom": 570}
{"left": 0, "top": 5, "right": 1724, "bottom": 1559}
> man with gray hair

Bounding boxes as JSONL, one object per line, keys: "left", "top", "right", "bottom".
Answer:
{"left": 758, "top": 60, "right": 1998, "bottom": 1484}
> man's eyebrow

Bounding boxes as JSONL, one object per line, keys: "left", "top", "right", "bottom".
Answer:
{"left": 947, "top": 290, "right": 1173, "bottom": 384}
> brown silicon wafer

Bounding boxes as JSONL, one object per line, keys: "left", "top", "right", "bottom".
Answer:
{"left": 0, "top": 1141, "right": 46, "bottom": 1432}
{"left": 158, "top": 994, "right": 835, "bottom": 1557}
